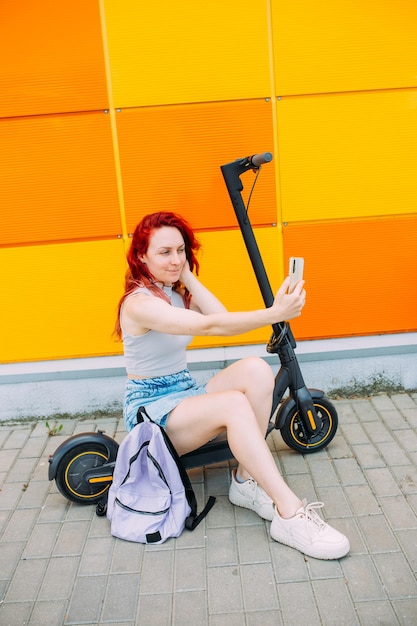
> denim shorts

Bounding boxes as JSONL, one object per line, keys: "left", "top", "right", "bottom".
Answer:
{"left": 123, "top": 369, "right": 207, "bottom": 432}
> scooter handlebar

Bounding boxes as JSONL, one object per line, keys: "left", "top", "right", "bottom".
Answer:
{"left": 250, "top": 152, "right": 273, "bottom": 167}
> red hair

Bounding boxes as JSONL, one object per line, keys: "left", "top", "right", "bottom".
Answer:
{"left": 114, "top": 212, "right": 200, "bottom": 339}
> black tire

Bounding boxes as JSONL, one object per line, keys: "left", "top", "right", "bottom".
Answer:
{"left": 55, "top": 443, "right": 112, "bottom": 504}
{"left": 280, "top": 398, "right": 338, "bottom": 453}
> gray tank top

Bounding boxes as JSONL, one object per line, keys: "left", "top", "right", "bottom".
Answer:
{"left": 121, "top": 286, "right": 193, "bottom": 377}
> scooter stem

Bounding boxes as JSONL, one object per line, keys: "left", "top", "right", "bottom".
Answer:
{"left": 221, "top": 155, "right": 322, "bottom": 436}
{"left": 220, "top": 157, "right": 297, "bottom": 347}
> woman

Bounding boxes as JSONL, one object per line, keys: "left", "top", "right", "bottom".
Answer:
{"left": 115, "top": 211, "right": 349, "bottom": 560}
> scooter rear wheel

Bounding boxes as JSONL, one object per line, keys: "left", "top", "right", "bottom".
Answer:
{"left": 55, "top": 443, "right": 112, "bottom": 504}
{"left": 280, "top": 398, "right": 338, "bottom": 453}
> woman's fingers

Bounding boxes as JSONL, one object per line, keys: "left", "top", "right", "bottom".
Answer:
{"left": 292, "top": 279, "right": 305, "bottom": 296}
{"left": 277, "top": 276, "right": 291, "bottom": 295}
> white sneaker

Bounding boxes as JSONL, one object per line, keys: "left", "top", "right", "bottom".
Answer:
{"left": 229, "top": 470, "right": 274, "bottom": 521}
{"left": 270, "top": 500, "right": 350, "bottom": 560}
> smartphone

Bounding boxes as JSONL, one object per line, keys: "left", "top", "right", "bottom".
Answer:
{"left": 288, "top": 257, "right": 304, "bottom": 293}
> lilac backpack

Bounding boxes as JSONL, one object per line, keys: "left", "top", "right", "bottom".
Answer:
{"left": 107, "top": 412, "right": 215, "bottom": 544}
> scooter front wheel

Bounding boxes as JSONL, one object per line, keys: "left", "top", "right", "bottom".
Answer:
{"left": 280, "top": 397, "right": 338, "bottom": 453}
{"left": 55, "top": 443, "right": 113, "bottom": 504}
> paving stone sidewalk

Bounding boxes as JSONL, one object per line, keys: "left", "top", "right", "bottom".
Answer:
{"left": 1, "top": 393, "right": 417, "bottom": 625}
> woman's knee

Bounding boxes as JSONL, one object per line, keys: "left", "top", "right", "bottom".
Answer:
{"left": 240, "top": 357, "right": 275, "bottom": 392}
{"left": 211, "top": 389, "right": 252, "bottom": 420}
{"left": 219, "top": 390, "right": 260, "bottom": 429}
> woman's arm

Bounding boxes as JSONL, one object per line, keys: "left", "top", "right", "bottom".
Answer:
{"left": 123, "top": 277, "right": 305, "bottom": 337}
{"left": 180, "top": 263, "right": 227, "bottom": 314}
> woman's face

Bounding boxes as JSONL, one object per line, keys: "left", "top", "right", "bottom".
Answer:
{"left": 140, "top": 226, "right": 186, "bottom": 286}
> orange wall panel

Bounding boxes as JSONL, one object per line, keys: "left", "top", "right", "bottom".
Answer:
{"left": 283, "top": 216, "right": 417, "bottom": 340}
{"left": 272, "top": 1, "right": 417, "bottom": 95}
{"left": 0, "top": 1, "right": 108, "bottom": 118}
{"left": 116, "top": 100, "right": 277, "bottom": 233}
{"left": 0, "top": 112, "right": 121, "bottom": 246}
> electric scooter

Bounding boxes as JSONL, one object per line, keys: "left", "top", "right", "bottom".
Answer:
{"left": 48, "top": 152, "right": 338, "bottom": 511}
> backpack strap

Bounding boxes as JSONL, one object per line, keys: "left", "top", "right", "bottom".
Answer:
{"left": 160, "top": 426, "right": 216, "bottom": 529}
{"left": 95, "top": 495, "right": 108, "bottom": 517}
{"left": 137, "top": 406, "right": 216, "bottom": 529}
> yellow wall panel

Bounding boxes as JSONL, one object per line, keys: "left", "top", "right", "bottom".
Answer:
{"left": 0, "top": 112, "right": 121, "bottom": 246}
{"left": 103, "top": 0, "right": 270, "bottom": 107}
{"left": 283, "top": 216, "right": 417, "bottom": 340}
{"left": 0, "top": 240, "right": 126, "bottom": 363}
{"left": 0, "top": 228, "right": 284, "bottom": 362}
{"left": 189, "top": 226, "right": 283, "bottom": 349}
{"left": 277, "top": 90, "right": 417, "bottom": 223}
{"left": 0, "top": 1, "right": 108, "bottom": 118}
{"left": 116, "top": 100, "right": 276, "bottom": 233}
{"left": 272, "top": 1, "right": 417, "bottom": 95}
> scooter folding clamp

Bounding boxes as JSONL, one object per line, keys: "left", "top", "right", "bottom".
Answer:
{"left": 266, "top": 323, "right": 289, "bottom": 353}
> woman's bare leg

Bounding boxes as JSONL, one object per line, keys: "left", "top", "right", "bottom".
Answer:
{"left": 204, "top": 357, "right": 274, "bottom": 481}
{"left": 166, "top": 362, "right": 302, "bottom": 518}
